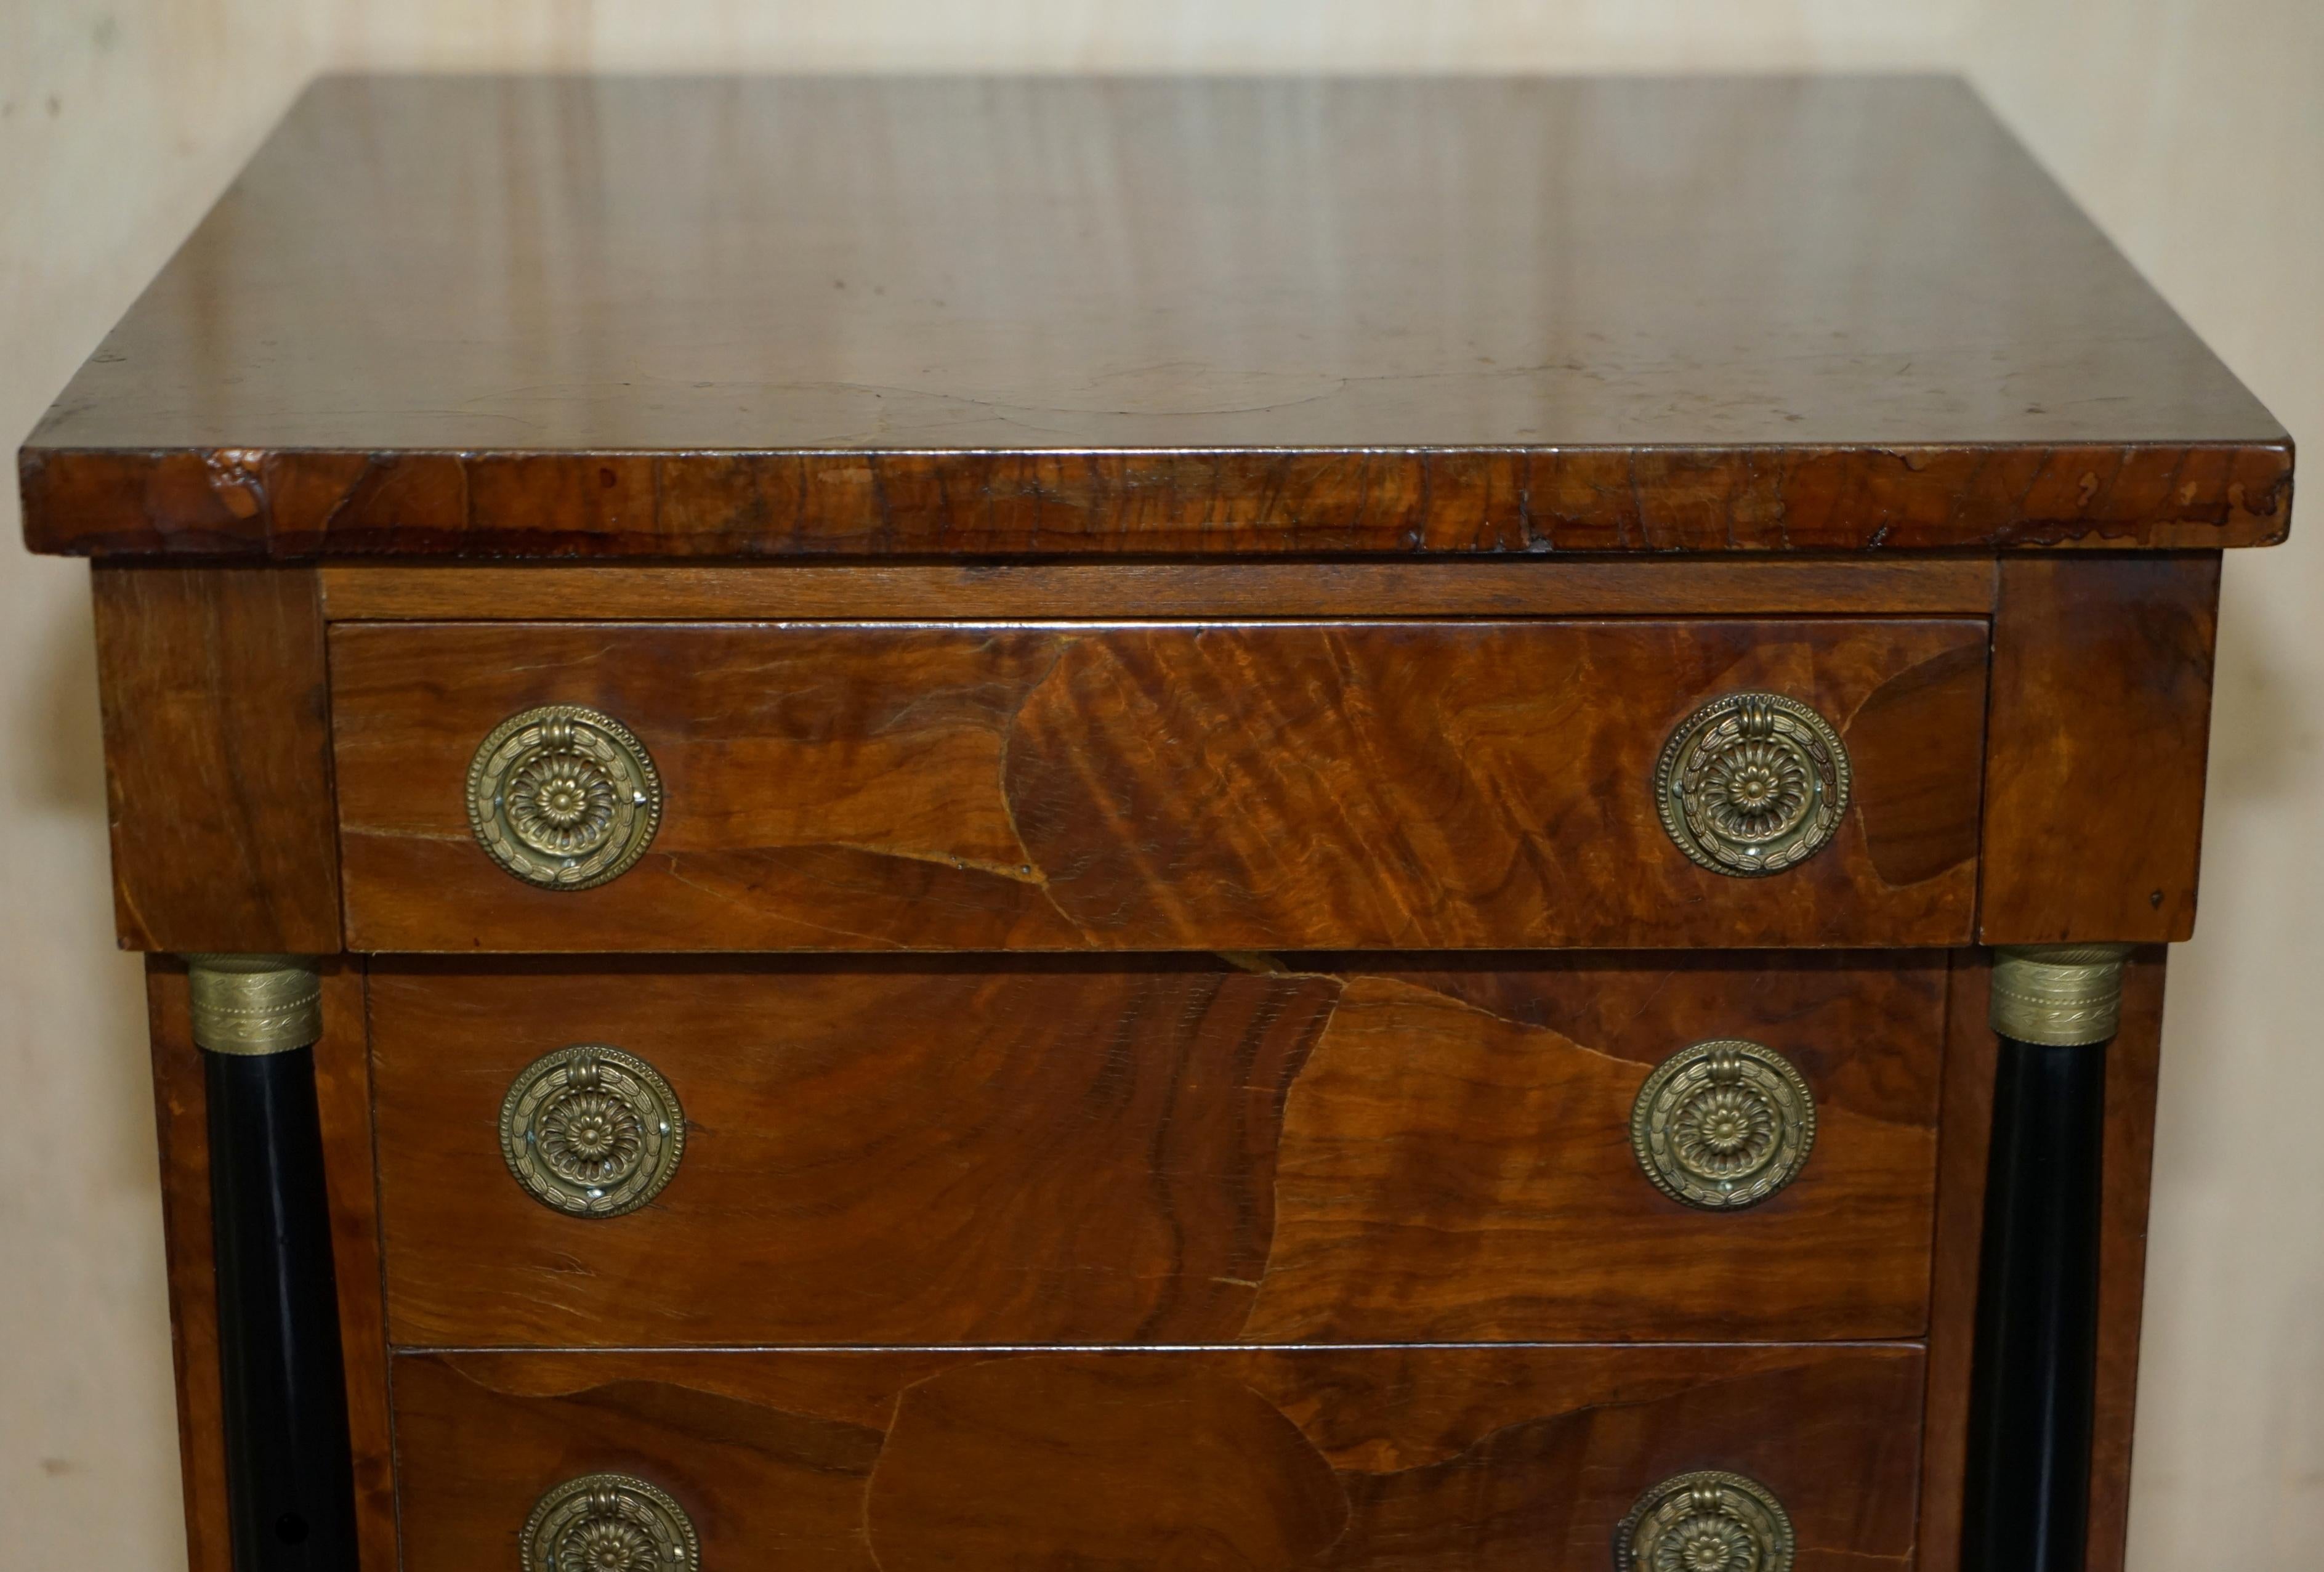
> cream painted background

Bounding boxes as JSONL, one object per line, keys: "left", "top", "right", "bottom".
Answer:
{"left": 2, "top": 3, "right": 2317, "bottom": 1567}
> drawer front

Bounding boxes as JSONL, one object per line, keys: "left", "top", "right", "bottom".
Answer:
{"left": 373, "top": 955, "right": 1946, "bottom": 1347}
{"left": 393, "top": 1345, "right": 1924, "bottom": 1570}
{"left": 332, "top": 619, "right": 1987, "bottom": 952}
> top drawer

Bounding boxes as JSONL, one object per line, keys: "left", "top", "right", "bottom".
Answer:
{"left": 331, "top": 619, "right": 1986, "bottom": 952}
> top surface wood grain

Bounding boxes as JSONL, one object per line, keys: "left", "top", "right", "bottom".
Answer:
{"left": 20, "top": 75, "right": 2290, "bottom": 557}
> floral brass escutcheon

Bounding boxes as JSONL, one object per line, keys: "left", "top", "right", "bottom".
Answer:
{"left": 501, "top": 1045, "right": 685, "bottom": 1218}
{"left": 1655, "top": 692, "right": 1850, "bottom": 877}
{"left": 467, "top": 704, "right": 663, "bottom": 891}
{"left": 1615, "top": 1470, "right": 1795, "bottom": 1572}
{"left": 1631, "top": 1039, "right": 1816, "bottom": 1210}
{"left": 521, "top": 1473, "right": 698, "bottom": 1572}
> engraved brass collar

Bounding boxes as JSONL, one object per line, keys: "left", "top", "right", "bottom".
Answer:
{"left": 182, "top": 955, "right": 323, "bottom": 1056}
{"left": 1990, "top": 944, "right": 2134, "bottom": 1047}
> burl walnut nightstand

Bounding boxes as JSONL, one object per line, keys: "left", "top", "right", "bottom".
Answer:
{"left": 20, "top": 75, "right": 2290, "bottom": 1572}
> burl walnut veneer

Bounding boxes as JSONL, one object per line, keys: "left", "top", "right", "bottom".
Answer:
{"left": 23, "top": 75, "right": 2289, "bottom": 1572}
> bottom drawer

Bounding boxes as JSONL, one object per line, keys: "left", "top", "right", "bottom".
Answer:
{"left": 394, "top": 1345, "right": 1924, "bottom": 1569}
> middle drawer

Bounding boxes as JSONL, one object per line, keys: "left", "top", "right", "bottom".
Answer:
{"left": 373, "top": 954, "right": 1948, "bottom": 1348}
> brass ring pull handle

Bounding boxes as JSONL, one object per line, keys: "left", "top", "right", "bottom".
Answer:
{"left": 522, "top": 1473, "right": 699, "bottom": 1572}
{"left": 467, "top": 704, "right": 663, "bottom": 891}
{"left": 1615, "top": 1470, "right": 1795, "bottom": 1572}
{"left": 1631, "top": 1039, "right": 1816, "bottom": 1210}
{"left": 1655, "top": 692, "right": 1850, "bottom": 876}
{"left": 501, "top": 1045, "right": 685, "bottom": 1218}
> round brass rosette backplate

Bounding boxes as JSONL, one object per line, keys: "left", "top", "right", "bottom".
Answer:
{"left": 501, "top": 1045, "right": 685, "bottom": 1218}
{"left": 1631, "top": 1039, "right": 1816, "bottom": 1211}
{"left": 1655, "top": 692, "right": 1850, "bottom": 877}
{"left": 467, "top": 704, "right": 663, "bottom": 891}
{"left": 1615, "top": 1470, "right": 1795, "bottom": 1572}
{"left": 521, "top": 1473, "right": 698, "bottom": 1572}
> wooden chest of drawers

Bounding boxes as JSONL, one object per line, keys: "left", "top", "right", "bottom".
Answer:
{"left": 22, "top": 75, "right": 2289, "bottom": 1572}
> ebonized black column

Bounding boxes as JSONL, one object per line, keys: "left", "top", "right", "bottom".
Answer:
{"left": 189, "top": 958, "right": 359, "bottom": 1572}
{"left": 1961, "top": 944, "right": 2131, "bottom": 1572}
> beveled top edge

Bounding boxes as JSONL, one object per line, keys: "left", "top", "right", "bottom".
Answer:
{"left": 17, "top": 439, "right": 2293, "bottom": 559}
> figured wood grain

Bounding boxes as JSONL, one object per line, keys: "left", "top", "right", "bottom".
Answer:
{"left": 1916, "top": 953, "right": 1999, "bottom": 1572}
{"left": 332, "top": 619, "right": 1987, "bottom": 952}
{"left": 374, "top": 961, "right": 1334, "bottom": 1347}
{"left": 92, "top": 565, "right": 341, "bottom": 952}
{"left": 308, "top": 964, "right": 400, "bottom": 1572}
{"left": 30, "top": 444, "right": 2289, "bottom": 560}
{"left": 1241, "top": 955, "right": 1945, "bottom": 1343}
{"left": 2087, "top": 950, "right": 2168, "bottom": 1572}
{"left": 317, "top": 559, "right": 2002, "bottom": 622}
{"left": 145, "top": 960, "right": 397, "bottom": 1572}
{"left": 391, "top": 1345, "right": 1925, "bottom": 1571}
{"left": 371, "top": 955, "right": 1942, "bottom": 1347}
{"left": 1979, "top": 554, "right": 2221, "bottom": 944}
{"left": 21, "top": 78, "right": 2288, "bottom": 559}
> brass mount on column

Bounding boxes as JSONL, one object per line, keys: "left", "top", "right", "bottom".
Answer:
{"left": 1988, "top": 944, "right": 2133, "bottom": 1047}
{"left": 1967, "top": 939, "right": 2133, "bottom": 1572}
{"left": 183, "top": 955, "right": 323, "bottom": 1055}
{"left": 180, "top": 950, "right": 357, "bottom": 1568}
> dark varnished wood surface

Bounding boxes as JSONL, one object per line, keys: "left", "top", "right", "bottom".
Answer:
{"left": 23, "top": 76, "right": 2287, "bottom": 558}
{"left": 317, "top": 558, "right": 2001, "bottom": 622}
{"left": 93, "top": 566, "right": 341, "bottom": 952}
{"left": 1915, "top": 954, "right": 1996, "bottom": 1572}
{"left": 145, "top": 960, "right": 397, "bottom": 1572}
{"left": 392, "top": 1345, "right": 1924, "bottom": 1570}
{"left": 372, "top": 955, "right": 1945, "bottom": 1347}
{"left": 2086, "top": 950, "right": 2169, "bottom": 1572}
{"left": 1979, "top": 554, "right": 2221, "bottom": 944}
{"left": 332, "top": 618, "right": 1987, "bottom": 952}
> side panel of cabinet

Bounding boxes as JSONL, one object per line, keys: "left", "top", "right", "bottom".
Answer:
{"left": 94, "top": 565, "right": 342, "bottom": 952}
{"left": 1980, "top": 554, "right": 2220, "bottom": 944}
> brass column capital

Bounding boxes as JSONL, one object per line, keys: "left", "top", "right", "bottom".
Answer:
{"left": 1988, "top": 944, "right": 2134, "bottom": 1047}
{"left": 183, "top": 955, "right": 323, "bottom": 1055}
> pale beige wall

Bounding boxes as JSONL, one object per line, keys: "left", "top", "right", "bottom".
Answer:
{"left": 1, "top": 4, "right": 2315, "bottom": 1568}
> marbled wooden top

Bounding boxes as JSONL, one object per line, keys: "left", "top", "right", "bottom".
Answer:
{"left": 20, "top": 75, "right": 2290, "bottom": 557}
